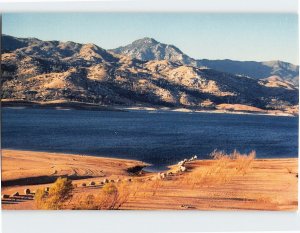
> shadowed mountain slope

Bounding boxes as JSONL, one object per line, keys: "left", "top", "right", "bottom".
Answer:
{"left": 111, "top": 37, "right": 299, "bottom": 84}
{"left": 1, "top": 35, "right": 298, "bottom": 112}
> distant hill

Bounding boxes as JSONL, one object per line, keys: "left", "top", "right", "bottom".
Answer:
{"left": 1, "top": 34, "right": 298, "bottom": 113}
{"left": 111, "top": 37, "right": 299, "bottom": 84}
{"left": 197, "top": 59, "right": 299, "bottom": 85}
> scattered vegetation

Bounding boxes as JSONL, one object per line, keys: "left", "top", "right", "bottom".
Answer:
{"left": 34, "top": 150, "right": 257, "bottom": 210}
{"left": 34, "top": 189, "right": 48, "bottom": 209}
{"left": 181, "top": 150, "right": 256, "bottom": 188}
{"left": 73, "top": 182, "right": 138, "bottom": 210}
{"left": 71, "top": 150, "right": 257, "bottom": 209}
{"left": 209, "top": 149, "right": 256, "bottom": 161}
{"left": 34, "top": 177, "right": 73, "bottom": 210}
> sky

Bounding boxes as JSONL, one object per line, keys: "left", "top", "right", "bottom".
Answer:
{"left": 2, "top": 13, "right": 299, "bottom": 64}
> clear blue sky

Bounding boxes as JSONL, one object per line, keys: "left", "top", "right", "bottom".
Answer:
{"left": 3, "top": 13, "right": 299, "bottom": 64}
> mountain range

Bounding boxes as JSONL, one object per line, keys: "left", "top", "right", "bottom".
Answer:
{"left": 111, "top": 37, "right": 299, "bottom": 85}
{"left": 1, "top": 35, "right": 299, "bottom": 114}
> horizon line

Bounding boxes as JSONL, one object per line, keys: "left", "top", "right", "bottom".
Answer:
{"left": 2, "top": 33, "right": 298, "bottom": 66}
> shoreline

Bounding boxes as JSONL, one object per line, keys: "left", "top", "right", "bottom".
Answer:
{"left": 2, "top": 149, "right": 149, "bottom": 184}
{"left": 1, "top": 149, "right": 298, "bottom": 210}
{"left": 2, "top": 147, "right": 298, "bottom": 173}
{"left": 122, "top": 106, "right": 297, "bottom": 117}
{"left": 1, "top": 99, "right": 297, "bottom": 117}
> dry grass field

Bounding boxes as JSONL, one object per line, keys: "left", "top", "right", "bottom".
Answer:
{"left": 1, "top": 149, "right": 298, "bottom": 210}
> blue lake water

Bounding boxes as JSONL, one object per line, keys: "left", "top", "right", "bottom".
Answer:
{"left": 1, "top": 108, "right": 298, "bottom": 170}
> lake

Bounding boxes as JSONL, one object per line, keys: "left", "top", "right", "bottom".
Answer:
{"left": 1, "top": 108, "right": 298, "bottom": 170}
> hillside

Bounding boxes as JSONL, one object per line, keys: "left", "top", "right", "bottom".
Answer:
{"left": 111, "top": 37, "right": 195, "bottom": 65}
{"left": 111, "top": 37, "right": 299, "bottom": 84}
{"left": 198, "top": 59, "right": 299, "bottom": 85}
{"left": 1, "top": 35, "right": 298, "bottom": 112}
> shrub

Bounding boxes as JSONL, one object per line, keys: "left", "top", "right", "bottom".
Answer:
{"left": 181, "top": 149, "right": 256, "bottom": 188}
{"left": 34, "top": 177, "right": 74, "bottom": 210}
{"left": 102, "top": 183, "right": 118, "bottom": 195}
{"left": 209, "top": 149, "right": 228, "bottom": 160}
{"left": 73, "top": 182, "right": 135, "bottom": 210}
{"left": 77, "top": 194, "right": 97, "bottom": 210}
{"left": 34, "top": 188, "right": 48, "bottom": 209}
{"left": 210, "top": 149, "right": 256, "bottom": 161}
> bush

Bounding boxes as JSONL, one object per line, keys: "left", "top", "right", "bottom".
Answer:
{"left": 77, "top": 194, "right": 97, "bottom": 210}
{"left": 102, "top": 183, "right": 118, "bottom": 195}
{"left": 34, "top": 189, "right": 48, "bottom": 209}
{"left": 35, "top": 177, "right": 74, "bottom": 210}
{"left": 74, "top": 182, "right": 134, "bottom": 210}
{"left": 97, "top": 183, "right": 119, "bottom": 210}
{"left": 210, "top": 149, "right": 256, "bottom": 160}
{"left": 180, "top": 149, "right": 256, "bottom": 188}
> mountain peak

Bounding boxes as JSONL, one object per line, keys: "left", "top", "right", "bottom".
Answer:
{"left": 111, "top": 37, "right": 194, "bottom": 64}
{"left": 2, "top": 34, "right": 298, "bottom": 111}
{"left": 133, "top": 37, "right": 158, "bottom": 44}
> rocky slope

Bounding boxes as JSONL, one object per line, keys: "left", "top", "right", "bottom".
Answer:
{"left": 111, "top": 37, "right": 299, "bottom": 84}
{"left": 111, "top": 37, "right": 195, "bottom": 65}
{"left": 198, "top": 59, "right": 299, "bottom": 85}
{"left": 1, "top": 35, "right": 298, "bottom": 111}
